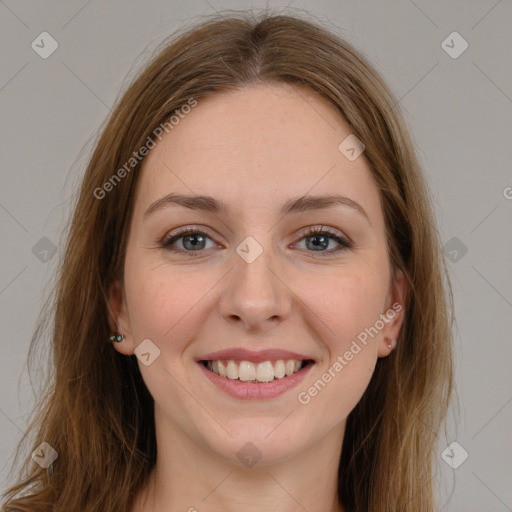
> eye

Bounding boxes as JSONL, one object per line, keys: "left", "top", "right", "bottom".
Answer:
{"left": 294, "top": 226, "right": 352, "bottom": 255}
{"left": 159, "top": 225, "right": 352, "bottom": 257}
{"left": 159, "top": 227, "right": 217, "bottom": 257}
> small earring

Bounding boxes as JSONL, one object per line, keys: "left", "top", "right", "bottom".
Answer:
{"left": 109, "top": 333, "right": 124, "bottom": 343}
{"left": 387, "top": 338, "right": 397, "bottom": 350}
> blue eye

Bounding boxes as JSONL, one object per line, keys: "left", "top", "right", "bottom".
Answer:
{"left": 159, "top": 225, "right": 352, "bottom": 257}
{"left": 160, "top": 227, "right": 216, "bottom": 257}
{"left": 296, "top": 226, "right": 352, "bottom": 254}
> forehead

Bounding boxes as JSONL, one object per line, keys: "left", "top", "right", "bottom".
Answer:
{"left": 134, "top": 83, "right": 381, "bottom": 223}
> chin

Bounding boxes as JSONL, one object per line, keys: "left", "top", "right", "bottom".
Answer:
{"left": 201, "top": 420, "right": 312, "bottom": 467}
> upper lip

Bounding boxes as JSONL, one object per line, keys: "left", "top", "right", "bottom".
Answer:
{"left": 196, "top": 348, "right": 316, "bottom": 364}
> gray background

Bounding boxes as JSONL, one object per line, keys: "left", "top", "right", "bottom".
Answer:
{"left": 1, "top": 0, "right": 511, "bottom": 510}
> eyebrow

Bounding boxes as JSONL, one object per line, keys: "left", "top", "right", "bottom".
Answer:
{"left": 143, "top": 193, "right": 370, "bottom": 223}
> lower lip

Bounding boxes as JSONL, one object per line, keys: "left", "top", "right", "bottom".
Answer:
{"left": 197, "top": 361, "right": 315, "bottom": 400}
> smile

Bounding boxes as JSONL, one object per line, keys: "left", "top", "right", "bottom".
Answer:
{"left": 197, "top": 358, "right": 315, "bottom": 400}
{"left": 202, "top": 358, "right": 314, "bottom": 383}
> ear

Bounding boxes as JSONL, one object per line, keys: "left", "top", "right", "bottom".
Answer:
{"left": 107, "top": 279, "right": 136, "bottom": 356}
{"left": 377, "top": 268, "right": 408, "bottom": 358}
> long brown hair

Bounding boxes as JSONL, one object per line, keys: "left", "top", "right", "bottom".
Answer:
{"left": 2, "top": 9, "right": 453, "bottom": 512}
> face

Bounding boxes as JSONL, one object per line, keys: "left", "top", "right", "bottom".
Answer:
{"left": 108, "top": 83, "right": 406, "bottom": 466}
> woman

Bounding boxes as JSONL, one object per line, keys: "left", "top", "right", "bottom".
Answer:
{"left": 2, "top": 10, "right": 454, "bottom": 512}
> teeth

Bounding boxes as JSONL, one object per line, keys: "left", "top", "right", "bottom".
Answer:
{"left": 274, "top": 359, "right": 286, "bottom": 378}
{"left": 256, "top": 361, "right": 274, "bottom": 382}
{"left": 239, "top": 361, "right": 256, "bottom": 381}
{"left": 205, "top": 358, "right": 308, "bottom": 382}
{"left": 226, "top": 360, "right": 238, "bottom": 380}
{"left": 285, "top": 360, "right": 296, "bottom": 376}
{"left": 218, "top": 360, "right": 226, "bottom": 377}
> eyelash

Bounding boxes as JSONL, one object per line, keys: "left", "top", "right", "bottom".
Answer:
{"left": 158, "top": 225, "right": 353, "bottom": 257}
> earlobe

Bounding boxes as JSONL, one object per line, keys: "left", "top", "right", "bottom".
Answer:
{"left": 386, "top": 338, "right": 397, "bottom": 351}
{"left": 378, "top": 269, "right": 408, "bottom": 357}
{"left": 107, "top": 280, "right": 135, "bottom": 355}
{"left": 378, "top": 337, "right": 398, "bottom": 358}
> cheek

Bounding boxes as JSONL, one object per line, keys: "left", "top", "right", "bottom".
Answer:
{"left": 294, "top": 271, "right": 386, "bottom": 417}
{"left": 123, "top": 257, "right": 206, "bottom": 345}
{"left": 295, "top": 267, "right": 388, "bottom": 352}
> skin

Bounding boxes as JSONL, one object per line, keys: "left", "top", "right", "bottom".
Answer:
{"left": 108, "top": 82, "right": 407, "bottom": 512}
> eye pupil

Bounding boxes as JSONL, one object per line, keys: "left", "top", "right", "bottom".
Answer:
{"left": 183, "top": 234, "right": 205, "bottom": 250}
{"left": 307, "top": 235, "right": 329, "bottom": 251}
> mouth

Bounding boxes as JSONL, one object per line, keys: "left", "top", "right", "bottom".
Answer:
{"left": 199, "top": 358, "right": 315, "bottom": 383}
{"left": 195, "top": 347, "right": 316, "bottom": 399}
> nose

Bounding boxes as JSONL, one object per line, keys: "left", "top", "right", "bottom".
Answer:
{"left": 218, "top": 245, "right": 291, "bottom": 332}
